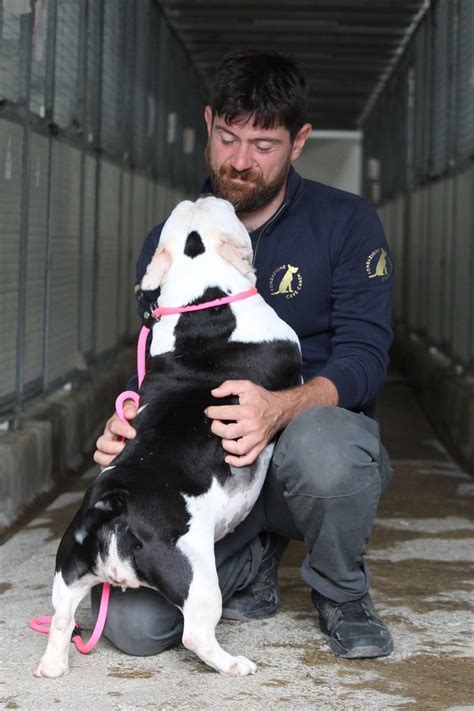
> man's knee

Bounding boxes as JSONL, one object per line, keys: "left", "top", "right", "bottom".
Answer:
{"left": 272, "top": 406, "right": 382, "bottom": 498}
{"left": 91, "top": 586, "right": 183, "bottom": 656}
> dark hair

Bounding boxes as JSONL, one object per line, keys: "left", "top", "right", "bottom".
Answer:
{"left": 209, "top": 48, "right": 308, "bottom": 141}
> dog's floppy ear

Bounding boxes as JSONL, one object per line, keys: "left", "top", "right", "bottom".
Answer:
{"left": 74, "top": 490, "right": 128, "bottom": 544}
{"left": 140, "top": 246, "right": 172, "bottom": 291}
{"left": 218, "top": 236, "right": 254, "bottom": 277}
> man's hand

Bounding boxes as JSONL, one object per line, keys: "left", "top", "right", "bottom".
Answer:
{"left": 93, "top": 400, "right": 137, "bottom": 469}
{"left": 205, "top": 380, "right": 288, "bottom": 468}
{"left": 205, "top": 376, "right": 339, "bottom": 468}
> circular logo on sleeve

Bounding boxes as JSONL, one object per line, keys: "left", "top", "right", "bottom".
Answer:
{"left": 365, "top": 248, "right": 393, "bottom": 281}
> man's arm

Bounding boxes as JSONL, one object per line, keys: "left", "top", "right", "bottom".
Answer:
{"left": 207, "top": 199, "right": 393, "bottom": 467}
{"left": 317, "top": 199, "right": 394, "bottom": 409}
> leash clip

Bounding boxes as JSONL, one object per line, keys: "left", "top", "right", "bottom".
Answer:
{"left": 71, "top": 624, "right": 82, "bottom": 641}
{"left": 141, "top": 307, "right": 157, "bottom": 328}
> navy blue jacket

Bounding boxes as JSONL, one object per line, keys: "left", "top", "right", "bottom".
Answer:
{"left": 132, "top": 168, "right": 393, "bottom": 418}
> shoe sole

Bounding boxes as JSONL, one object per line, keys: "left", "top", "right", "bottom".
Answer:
{"left": 330, "top": 640, "right": 394, "bottom": 659}
{"left": 221, "top": 606, "right": 279, "bottom": 622}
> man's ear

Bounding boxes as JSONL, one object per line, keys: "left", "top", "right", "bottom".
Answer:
{"left": 218, "top": 236, "right": 255, "bottom": 278}
{"left": 141, "top": 246, "right": 172, "bottom": 291}
{"left": 204, "top": 106, "right": 214, "bottom": 138}
{"left": 290, "top": 123, "right": 313, "bottom": 161}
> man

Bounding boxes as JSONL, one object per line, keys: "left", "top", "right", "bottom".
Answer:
{"left": 94, "top": 48, "right": 394, "bottom": 660}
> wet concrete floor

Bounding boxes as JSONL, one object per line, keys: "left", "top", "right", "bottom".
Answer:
{"left": 0, "top": 378, "right": 473, "bottom": 710}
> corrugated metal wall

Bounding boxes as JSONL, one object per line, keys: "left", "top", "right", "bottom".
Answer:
{"left": 363, "top": 0, "right": 474, "bottom": 372}
{"left": 0, "top": 0, "right": 207, "bottom": 420}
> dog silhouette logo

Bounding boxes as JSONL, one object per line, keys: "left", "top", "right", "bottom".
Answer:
{"left": 269, "top": 264, "right": 303, "bottom": 299}
{"left": 366, "top": 248, "right": 392, "bottom": 281}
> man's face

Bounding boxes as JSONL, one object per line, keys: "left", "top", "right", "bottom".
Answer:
{"left": 204, "top": 110, "right": 296, "bottom": 214}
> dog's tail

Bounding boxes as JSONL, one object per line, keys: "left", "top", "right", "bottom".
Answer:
{"left": 73, "top": 489, "right": 128, "bottom": 545}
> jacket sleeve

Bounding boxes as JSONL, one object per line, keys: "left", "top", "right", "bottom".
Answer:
{"left": 318, "top": 199, "right": 394, "bottom": 411}
{"left": 125, "top": 222, "right": 164, "bottom": 392}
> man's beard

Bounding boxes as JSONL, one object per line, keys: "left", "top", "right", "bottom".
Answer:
{"left": 205, "top": 144, "right": 290, "bottom": 214}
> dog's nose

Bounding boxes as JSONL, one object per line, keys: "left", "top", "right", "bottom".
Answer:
{"left": 184, "top": 230, "right": 205, "bottom": 258}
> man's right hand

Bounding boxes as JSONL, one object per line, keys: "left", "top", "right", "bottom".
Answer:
{"left": 93, "top": 400, "right": 137, "bottom": 469}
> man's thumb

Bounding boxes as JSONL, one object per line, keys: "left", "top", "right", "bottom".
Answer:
{"left": 123, "top": 400, "right": 138, "bottom": 420}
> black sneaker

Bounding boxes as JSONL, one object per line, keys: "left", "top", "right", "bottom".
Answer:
{"left": 221, "top": 533, "right": 288, "bottom": 621}
{"left": 312, "top": 590, "right": 394, "bottom": 659}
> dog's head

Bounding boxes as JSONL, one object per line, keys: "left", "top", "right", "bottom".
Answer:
{"left": 140, "top": 197, "right": 255, "bottom": 294}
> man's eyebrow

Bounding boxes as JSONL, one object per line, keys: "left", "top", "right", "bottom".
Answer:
{"left": 214, "top": 124, "right": 283, "bottom": 144}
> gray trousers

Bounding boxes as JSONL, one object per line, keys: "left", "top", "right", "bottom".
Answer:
{"left": 91, "top": 406, "right": 392, "bottom": 656}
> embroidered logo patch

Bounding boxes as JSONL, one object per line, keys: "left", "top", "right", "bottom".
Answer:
{"left": 269, "top": 264, "right": 303, "bottom": 299}
{"left": 365, "top": 248, "right": 393, "bottom": 281}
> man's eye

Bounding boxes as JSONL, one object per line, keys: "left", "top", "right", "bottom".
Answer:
{"left": 221, "top": 137, "right": 235, "bottom": 146}
{"left": 256, "top": 145, "right": 272, "bottom": 153}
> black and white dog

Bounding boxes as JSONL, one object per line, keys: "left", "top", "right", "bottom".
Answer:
{"left": 34, "top": 196, "right": 301, "bottom": 678}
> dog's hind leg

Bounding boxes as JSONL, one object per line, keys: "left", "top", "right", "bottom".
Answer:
{"left": 179, "top": 536, "right": 257, "bottom": 676}
{"left": 34, "top": 571, "right": 92, "bottom": 678}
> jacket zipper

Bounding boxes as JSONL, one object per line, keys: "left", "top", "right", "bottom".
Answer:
{"left": 252, "top": 201, "right": 288, "bottom": 266}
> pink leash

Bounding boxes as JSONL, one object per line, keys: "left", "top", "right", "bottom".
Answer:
{"left": 29, "top": 585, "right": 111, "bottom": 654}
{"left": 30, "top": 286, "right": 258, "bottom": 654}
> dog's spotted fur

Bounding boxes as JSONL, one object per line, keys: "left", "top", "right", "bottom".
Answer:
{"left": 35, "top": 197, "right": 301, "bottom": 678}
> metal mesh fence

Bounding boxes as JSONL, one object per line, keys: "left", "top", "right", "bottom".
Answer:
{"left": 363, "top": 0, "right": 474, "bottom": 370}
{"left": 0, "top": 2, "right": 21, "bottom": 103}
{"left": 53, "top": 0, "right": 81, "bottom": 129}
{"left": 0, "top": 0, "right": 207, "bottom": 420}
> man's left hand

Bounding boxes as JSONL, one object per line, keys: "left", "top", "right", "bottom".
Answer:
{"left": 205, "top": 380, "right": 287, "bottom": 468}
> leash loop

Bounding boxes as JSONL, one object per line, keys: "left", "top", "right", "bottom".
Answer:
{"left": 29, "top": 583, "right": 111, "bottom": 655}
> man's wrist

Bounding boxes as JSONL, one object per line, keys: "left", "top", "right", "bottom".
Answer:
{"left": 275, "top": 376, "right": 339, "bottom": 429}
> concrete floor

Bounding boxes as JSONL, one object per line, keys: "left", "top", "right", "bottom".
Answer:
{"left": 1, "top": 378, "right": 473, "bottom": 710}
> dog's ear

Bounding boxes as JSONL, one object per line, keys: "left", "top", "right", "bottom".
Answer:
{"left": 74, "top": 490, "right": 128, "bottom": 544}
{"left": 141, "top": 246, "right": 172, "bottom": 291}
{"left": 218, "top": 237, "right": 254, "bottom": 277}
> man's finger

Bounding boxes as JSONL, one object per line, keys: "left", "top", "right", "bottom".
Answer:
{"left": 225, "top": 444, "right": 263, "bottom": 468}
{"left": 95, "top": 436, "right": 125, "bottom": 456}
{"left": 210, "top": 420, "right": 245, "bottom": 439}
{"left": 211, "top": 380, "right": 251, "bottom": 397}
{"left": 93, "top": 449, "right": 120, "bottom": 468}
{"left": 205, "top": 404, "right": 246, "bottom": 421}
{"left": 220, "top": 434, "right": 259, "bottom": 457}
{"left": 108, "top": 417, "right": 136, "bottom": 440}
{"left": 123, "top": 402, "right": 138, "bottom": 420}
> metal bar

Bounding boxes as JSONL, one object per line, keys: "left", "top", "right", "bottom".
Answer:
{"left": 42, "top": 0, "right": 58, "bottom": 390}
{"left": 13, "top": 10, "right": 33, "bottom": 426}
{"left": 470, "top": 179, "right": 474, "bottom": 371}
{"left": 91, "top": 0, "right": 105, "bottom": 357}
{"left": 77, "top": 0, "right": 88, "bottom": 354}
{"left": 116, "top": 166, "right": 124, "bottom": 339}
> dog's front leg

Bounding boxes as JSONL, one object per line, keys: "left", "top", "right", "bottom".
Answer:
{"left": 179, "top": 538, "right": 257, "bottom": 676}
{"left": 34, "top": 571, "right": 91, "bottom": 678}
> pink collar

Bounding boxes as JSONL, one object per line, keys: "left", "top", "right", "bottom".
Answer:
{"left": 151, "top": 286, "right": 258, "bottom": 320}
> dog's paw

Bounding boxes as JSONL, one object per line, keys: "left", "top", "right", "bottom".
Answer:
{"left": 225, "top": 655, "right": 257, "bottom": 677}
{"left": 33, "top": 656, "right": 69, "bottom": 679}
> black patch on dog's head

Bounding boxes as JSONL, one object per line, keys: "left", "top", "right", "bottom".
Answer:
{"left": 184, "top": 230, "right": 205, "bottom": 258}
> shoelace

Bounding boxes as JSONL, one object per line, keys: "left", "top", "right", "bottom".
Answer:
{"left": 336, "top": 599, "right": 371, "bottom": 622}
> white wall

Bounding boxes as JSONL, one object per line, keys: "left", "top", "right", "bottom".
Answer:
{"left": 294, "top": 130, "right": 362, "bottom": 195}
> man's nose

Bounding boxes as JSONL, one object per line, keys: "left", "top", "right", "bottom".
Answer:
{"left": 230, "top": 143, "right": 254, "bottom": 172}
